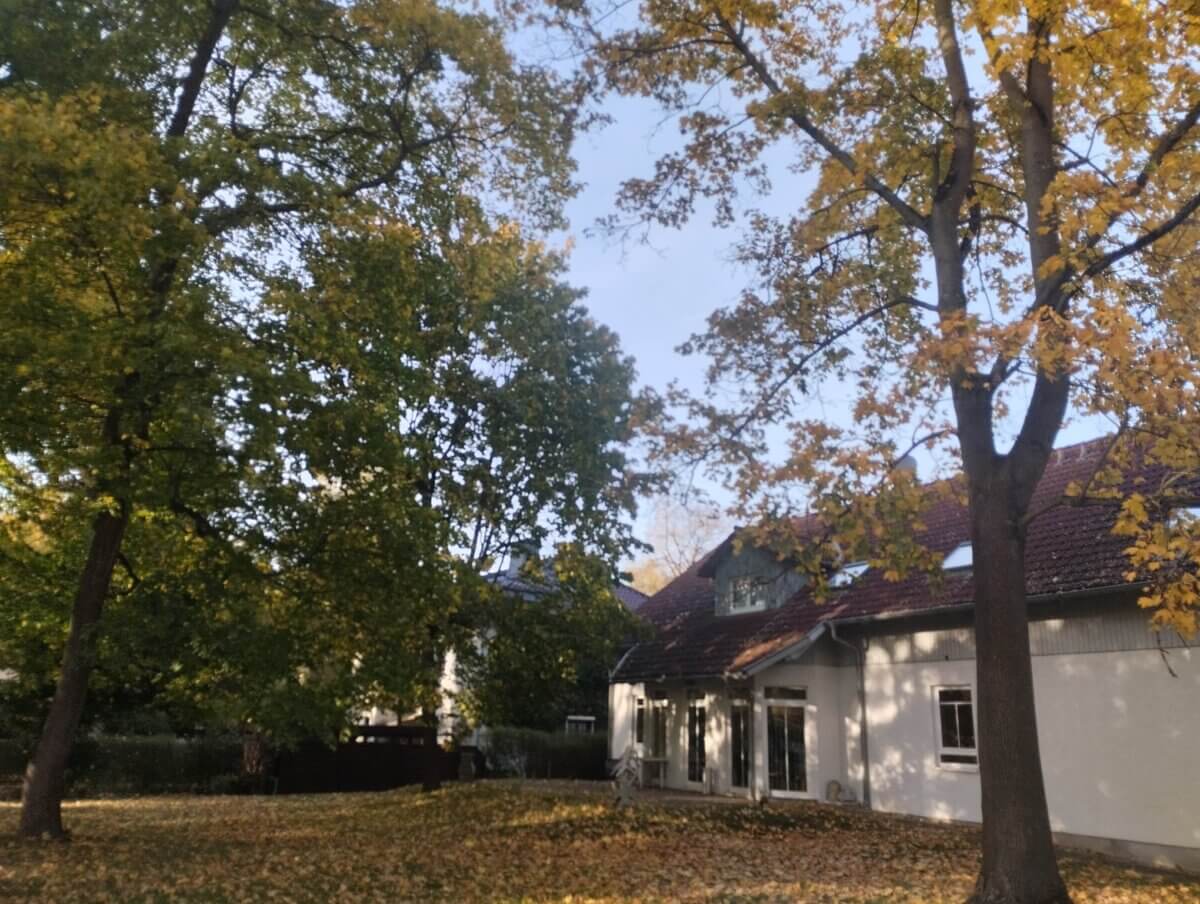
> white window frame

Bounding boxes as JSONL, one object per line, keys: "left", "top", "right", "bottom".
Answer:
{"left": 933, "top": 685, "right": 978, "bottom": 771}
{"left": 764, "top": 686, "right": 811, "bottom": 799}
{"left": 565, "top": 715, "right": 595, "bottom": 734}
{"left": 725, "top": 575, "right": 768, "bottom": 613}
{"left": 830, "top": 560, "right": 869, "bottom": 587}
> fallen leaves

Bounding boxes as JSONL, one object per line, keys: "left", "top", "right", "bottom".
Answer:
{"left": 0, "top": 781, "right": 1195, "bottom": 903}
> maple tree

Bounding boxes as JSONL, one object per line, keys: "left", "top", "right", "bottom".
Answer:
{"left": 0, "top": 0, "right": 646, "bottom": 839}
{"left": 559, "top": 1, "right": 1200, "bottom": 901}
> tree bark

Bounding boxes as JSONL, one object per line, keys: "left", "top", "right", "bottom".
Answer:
{"left": 968, "top": 479, "right": 1071, "bottom": 904}
{"left": 19, "top": 509, "right": 129, "bottom": 838}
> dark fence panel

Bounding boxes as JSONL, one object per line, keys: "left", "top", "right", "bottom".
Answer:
{"left": 275, "top": 725, "right": 455, "bottom": 794}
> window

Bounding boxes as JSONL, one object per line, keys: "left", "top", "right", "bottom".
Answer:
{"left": 731, "top": 699, "right": 751, "bottom": 789}
{"left": 942, "top": 542, "right": 973, "bottom": 571}
{"left": 935, "top": 687, "right": 978, "bottom": 767}
{"left": 763, "top": 686, "right": 807, "bottom": 701}
{"left": 687, "top": 690, "right": 706, "bottom": 783}
{"left": 639, "top": 693, "right": 668, "bottom": 758}
{"left": 726, "top": 575, "right": 766, "bottom": 612}
{"left": 565, "top": 715, "right": 595, "bottom": 735}
{"left": 830, "top": 560, "right": 868, "bottom": 587}
{"left": 1169, "top": 506, "right": 1200, "bottom": 528}
{"left": 766, "top": 686, "right": 806, "bottom": 795}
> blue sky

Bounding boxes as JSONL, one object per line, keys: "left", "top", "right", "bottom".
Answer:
{"left": 555, "top": 84, "right": 1110, "bottom": 551}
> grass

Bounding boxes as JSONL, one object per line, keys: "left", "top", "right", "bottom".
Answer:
{"left": 1, "top": 780, "right": 1196, "bottom": 902}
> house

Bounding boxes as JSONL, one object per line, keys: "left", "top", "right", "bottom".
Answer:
{"left": 368, "top": 550, "right": 647, "bottom": 742}
{"left": 608, "top": 437, "right": 1199, "bottom": 870}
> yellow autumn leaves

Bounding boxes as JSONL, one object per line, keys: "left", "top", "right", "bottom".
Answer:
{"left": 2, "top": 781, "right": 1196, "bottom": 903}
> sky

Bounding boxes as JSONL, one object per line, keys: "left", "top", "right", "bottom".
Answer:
{"left": 539, "top": 30, "right": 1113, "bottom": 555}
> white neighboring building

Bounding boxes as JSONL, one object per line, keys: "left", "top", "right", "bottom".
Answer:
{"left": 609, "top": 438, "right": 1199, "bottom": 871}
{"left": 367, "top": 552, "right": 647, "bottom": 743}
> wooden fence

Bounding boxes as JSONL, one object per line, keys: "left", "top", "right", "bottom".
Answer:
{"left": 274, "top": 725, "right": 458, "bottom": 794}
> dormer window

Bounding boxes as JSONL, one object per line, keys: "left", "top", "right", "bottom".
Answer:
{"left": 727, "top": 575, "right": 767, "bottom": 612}
{"left": 830, "top": 561, "right": 868, "bottom": 587}
{"left": 942, "top": 542, "right": 973, "bottom": 571}
{"left": 1168, "top": 506, "right": 1200, "bottom": 528}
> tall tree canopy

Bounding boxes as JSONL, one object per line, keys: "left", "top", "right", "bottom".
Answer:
{"left": 569, "top": 1, "right": 1200, "bottom": 901}
{"left": 0, "top": 0, "right": 646, "bottom": 839}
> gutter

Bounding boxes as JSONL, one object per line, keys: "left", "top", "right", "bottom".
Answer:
{"left": 828, "top": 620, "right": 871, "bottom": 808}
{"left": 608, "top": 643, "right": 638, "bottom": 683}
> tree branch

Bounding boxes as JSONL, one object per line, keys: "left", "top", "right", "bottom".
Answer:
{"left": 167, "top": 0, "right": 241, "bottom": 139}
{"left": 711, "top": 13, "right": 930, "bottom": 235}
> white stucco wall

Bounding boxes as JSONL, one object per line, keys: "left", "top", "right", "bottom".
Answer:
{"left": 865, "top": 640, "right": 1200, "bottom": 850}
{"left": 752, "top": 661, "right": 857, "bottom": 801}
{"left": 611, "top": 613, "right": 1199, "bottom": 854}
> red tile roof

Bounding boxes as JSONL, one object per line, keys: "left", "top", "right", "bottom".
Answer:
{"left": 615, "top": 436, "right": 1161, "bottom": 682}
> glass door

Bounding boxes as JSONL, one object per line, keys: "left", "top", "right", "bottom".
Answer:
{"left": 766, "top": 687, "right": 807, "bottom": 795}
{"left": 731, "top": 700, "right": 751, "bottom": 789}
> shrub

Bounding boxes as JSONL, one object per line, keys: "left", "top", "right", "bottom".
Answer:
{"left": 0, "top": 738, "right": 27, "bottom": 781}
{"left": 482, "top": 727, "right": 607, "bottom": 781}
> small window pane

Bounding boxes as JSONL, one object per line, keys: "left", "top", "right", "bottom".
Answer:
{"left": 958, "top": 708, "right": 975, "bottom": 748}
{"left": 941, "top": 753, "right": 978, "bottom": 765}
{"left": 830, "top": 561, "right": 869, "bottom": 587}
{"left": 942, "top": 542, "right": 973, "bottom": 570}
{"left": 939, "top": 688, "right": 970, "bottom": 703}
{"left": 939, "top": 703, "right": 959, "bottom": 748}
{"left": 764, "top": 686, "right": 807, "bottom": 700}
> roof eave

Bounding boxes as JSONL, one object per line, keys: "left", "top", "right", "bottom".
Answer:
{"left": 731, "top": 622, "right": 829, "bottom": 680}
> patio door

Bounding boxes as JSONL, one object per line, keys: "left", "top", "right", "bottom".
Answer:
{"left": 766, "top": 687, "right": 807, "bottom": 796}
{"left": 731, "top": 700, "right": 751, "bottom": 789}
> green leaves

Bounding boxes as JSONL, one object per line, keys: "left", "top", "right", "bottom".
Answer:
{"left": 0, "top": 1, "right": 643, "bottom": 751}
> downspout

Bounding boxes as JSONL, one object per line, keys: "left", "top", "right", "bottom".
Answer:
{"left": 829, "top": 621, "right": 871, "bottom": 809}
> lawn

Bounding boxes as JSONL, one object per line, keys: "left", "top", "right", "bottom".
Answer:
{"left": 1, "top": 781, "right": 1196, "bottom": 903}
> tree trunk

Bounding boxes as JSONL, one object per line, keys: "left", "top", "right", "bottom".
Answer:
{"left": 18, "top": 510, "right": 128, "bottom": 839}
{"left": 969, "top": 492, "right": 1071, "bottom": 904}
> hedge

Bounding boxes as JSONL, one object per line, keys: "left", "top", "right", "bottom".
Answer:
{"left": 0, "top": 735, "right": 243, "bottom": 796}
{"left": 481, "top": 727, "right": 608, "bottom": 781}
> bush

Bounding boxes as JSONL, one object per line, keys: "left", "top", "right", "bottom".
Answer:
{"left": 482, "top": 727, "right": 607, "bottom": 781}
{"left": 0, "top": 738, "right": 26, "bottom": 778}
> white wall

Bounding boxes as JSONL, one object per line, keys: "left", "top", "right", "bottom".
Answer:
{"left": 608, "top": 681, "right": 640, "bottom": 760}
{"left": 752, "top": 661, "right": 856, "bottom": 800}
{"left": 865, "top": 640, "right": 1200, "bottom": 850}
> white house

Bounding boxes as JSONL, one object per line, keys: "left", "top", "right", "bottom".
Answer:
{"left": 367, "top": 551, "right": 647, "bottom": 742}
{"left": 609, "top": 437, "right": 1199, "bottom": 870}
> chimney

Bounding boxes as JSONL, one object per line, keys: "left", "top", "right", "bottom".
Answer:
{"left": 506, "top": 540, "right": 538, "bottom": 578}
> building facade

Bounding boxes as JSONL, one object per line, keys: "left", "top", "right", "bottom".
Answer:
{"left": 609, "top": 439, "right": 1200, "bottom": 870}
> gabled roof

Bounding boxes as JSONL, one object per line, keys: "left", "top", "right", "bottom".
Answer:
{"left": 614, "top": 436, "right": 1169, "bottom": 683}
{"left": 484, "top": 567, "right": 648, "bottom": 614}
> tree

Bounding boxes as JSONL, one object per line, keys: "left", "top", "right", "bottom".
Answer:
{"left": 455, "top": 545, "right": 642, "bottom": 731}
{"left": 628, "top": 495, "right": 734, "bottom": 593}
{"left": 570, "top": 2, "right": 1200, "bottom": 901}
{"left": 0, "top": 0, "right": 586, "bottom": 837}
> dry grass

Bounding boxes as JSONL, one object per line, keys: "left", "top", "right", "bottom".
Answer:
{"left": 1, "top": 780, "right": 1196, "bottom": 903}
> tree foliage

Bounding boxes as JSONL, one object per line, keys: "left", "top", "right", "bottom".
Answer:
{"left": 564, "top": 0, "right": 1200, "bottom": 900}
{"left": 0, "top": 0, "right": 647, "bottom": 835}
{"left": 455, "top": 546, "right": 644, "bottom": 731}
